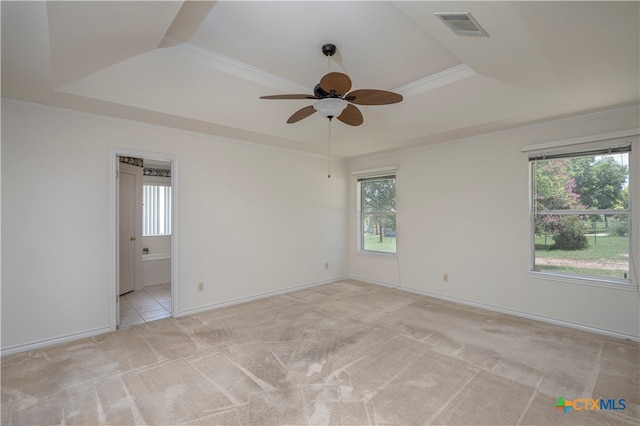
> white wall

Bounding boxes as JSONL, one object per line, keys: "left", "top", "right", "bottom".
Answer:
{"left": 350, "top": 106, "right": 640, "bottom": 339}
{"left": 2, "top": 100, "right": 638, "bottom": 353}
{"left": 1, "top": 101, "right": 348, "bottom": 352}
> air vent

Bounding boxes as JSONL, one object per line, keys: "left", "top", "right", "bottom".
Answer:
{"left": 435, "top": 12, "right": 489, "bottom": 37}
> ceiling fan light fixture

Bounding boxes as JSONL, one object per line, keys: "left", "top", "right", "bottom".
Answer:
{"left": 313, "top": 98, "right": 348, "bottom": 118}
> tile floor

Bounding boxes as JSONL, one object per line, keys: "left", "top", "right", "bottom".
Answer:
{"left": 119, "top": 283, "right": 171, "bottom": 328}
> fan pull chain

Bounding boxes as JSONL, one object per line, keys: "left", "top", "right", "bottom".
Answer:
{"left": 327, "top": 118, "right": 332, "bottom": 179}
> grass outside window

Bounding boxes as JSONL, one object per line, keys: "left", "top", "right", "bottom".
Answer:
{"left": 534, "top": 221, "right": 629, "bottom": 279}
{"left": 363, "top": 233, "right": 396, "bottom": 254}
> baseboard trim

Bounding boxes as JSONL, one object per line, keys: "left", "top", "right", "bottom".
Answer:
{"left": 1, "top": 278, "right": 349, "bottom": 356}
{"left": 1, "top": 325, "right": 113, "bottom": 357}
{"left": 7, "top": 275, "right": 632, "bottom": 355}
{"left": 178, "top": 276, "right": 349, "bottom": 317}
{"left": 350, "top": 275, "right": 640, "bottom": 343}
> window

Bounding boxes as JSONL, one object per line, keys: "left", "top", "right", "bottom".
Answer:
{"left": 143, "top": 184, "right": 172, "bottom": 236}
{"left": 358, "top": 173, "right": 396, "bottom": 254}
{"left": 530, "top": 145, "right": 631, "bottom": 282}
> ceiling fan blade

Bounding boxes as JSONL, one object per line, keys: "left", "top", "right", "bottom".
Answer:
{"left": 319, "top": 72, "right": 352, "bottom": 95}
{"left": 336, "top": 104, "right": 363, "bottom": 126}
{"left": 260, "top": 94, "right": 316, "bottom": 100}
{"left": 345, "top": 89, "right": 403, "bottom": 105}
{"left": 287, "top": 105, "right": 317, "bottom": 123}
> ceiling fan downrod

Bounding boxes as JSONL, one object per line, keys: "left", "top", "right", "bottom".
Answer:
{"left": 327, "top": 117, "right": 333, "bottom": 179}
{"left": 322, "top": 43, "right": 336, "bottom": 73}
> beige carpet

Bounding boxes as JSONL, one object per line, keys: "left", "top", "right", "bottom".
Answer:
{"left": 1, "top": 280, "right": 638, "bottom": 425}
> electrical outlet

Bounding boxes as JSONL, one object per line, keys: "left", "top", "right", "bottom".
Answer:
{"left": 443, "top": 273, "right": 449, "bottom": 282}
{"left": 197, "top": 282, "right": 204, "bottom": 292}
{"left": 325, "top": 262, "right": 329, "bottom": 270}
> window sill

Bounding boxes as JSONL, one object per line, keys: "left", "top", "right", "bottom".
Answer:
{"left": 526, "top": 270, "right": 637, "bottom": 291}
{"left": 356, "top": 250, "right": 397, "bottom": 259}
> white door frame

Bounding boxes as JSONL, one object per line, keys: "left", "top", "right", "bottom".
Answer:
{"left": 109, "top": 148, "right": 179, "bottom": 330}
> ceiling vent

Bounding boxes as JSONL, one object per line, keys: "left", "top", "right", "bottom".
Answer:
{"left": 435, "top": 12, "right": 489, "bottom": 37}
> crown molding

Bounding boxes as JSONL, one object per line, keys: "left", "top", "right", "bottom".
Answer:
{"left": 393, "top": 63, "right": 476, "bottom": 97}
{"left": 174, "top": 40, "right": 311, "bottom": 94}
{"left": 172, "top": 38, "right": 475, "bottom": 99}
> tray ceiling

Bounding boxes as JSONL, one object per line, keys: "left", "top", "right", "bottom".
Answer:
{"left": 2, "top": 1, "right": 638, "bottom": 157}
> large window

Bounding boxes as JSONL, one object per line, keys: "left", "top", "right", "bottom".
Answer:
{"left": 358, "top": 173, "right": 396, "bottom": 254}
{"left": 143, "top": 184, "right": 172, "bottom": 236}
{"left": 530, "top": 145, "right": 631, "bottom": 282}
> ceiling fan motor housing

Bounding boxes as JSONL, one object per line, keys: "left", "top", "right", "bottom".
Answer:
{"left": 314, "top": 84, "right": 332, "bottom": 98}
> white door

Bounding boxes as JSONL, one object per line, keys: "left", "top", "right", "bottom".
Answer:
{"left": 119, "top": 170, "right": 136, "bottom": 295}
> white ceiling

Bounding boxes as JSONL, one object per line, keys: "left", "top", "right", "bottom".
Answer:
{"left": 2, "top": 1, "right": 639, "bottom": 158}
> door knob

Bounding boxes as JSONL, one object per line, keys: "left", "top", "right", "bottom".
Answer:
{"left": 130, "top": 236, "right": 136, "bottom": 241}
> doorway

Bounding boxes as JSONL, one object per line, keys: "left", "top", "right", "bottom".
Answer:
{"left": 110, "top": 149, "right": 179, "bottom": 330}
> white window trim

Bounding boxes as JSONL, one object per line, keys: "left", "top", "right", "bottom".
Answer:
{"left": 521, "top": 129, "right": 639, "bottom": 153}
{"left": 527, "top": 135, "right": 638, "bottom": 290}
{"left": 351, "top": 166, "right": 398, "bottom": 178}
{"left": 525, "top": 270, "right": 637, "bottom": 291}
{"left": 354, "top": 166, "right": 398, "bottom": 256}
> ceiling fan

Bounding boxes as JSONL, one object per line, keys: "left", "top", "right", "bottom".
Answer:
{"left": 260, "top": 44, "right": 403, "bottom": 126}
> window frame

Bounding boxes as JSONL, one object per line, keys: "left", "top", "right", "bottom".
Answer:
{"left": 355, "top": 169, "right": 397, "bottom": 256}
{"left": 527, "top": 140, "right": 635, "bottom": 289}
